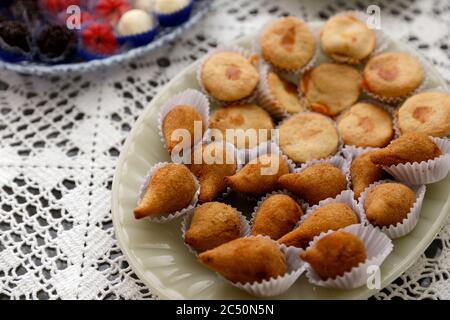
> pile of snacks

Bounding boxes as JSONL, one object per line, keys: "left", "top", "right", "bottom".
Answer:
{"left": 133, "top": 13, "right": 450, "bottom": 297}
{"left": 0, "top": 0, "right": 195, "bottom": 63}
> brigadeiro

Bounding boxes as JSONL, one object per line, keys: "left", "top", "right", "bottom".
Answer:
{"left": 0, "top": 20, "right": 33, "bottom": 63}
{"left": 36, "top": 25, "right": 77, "bottom": 63}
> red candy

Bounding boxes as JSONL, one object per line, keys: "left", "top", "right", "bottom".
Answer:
{"left": 82, "top": 23, "right": 117, "bottom": 55}
{"left": 42, "top": 0, "right": 81, "bottom": 15}
{"left": 95, "top": 0, "right": 131, "bottom": 25}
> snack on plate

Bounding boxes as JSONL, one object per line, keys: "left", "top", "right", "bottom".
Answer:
{"left": 198, "top": 237, "right": 287, "bottom": 284}
{"left": 259, "top": 16, "right": 316, "bottom": 72}
{"left": 277, "top": 112, "right": 339, "bottom": 163}
{"left": 363, "top": 182, "right": 416, "bottom": 227}
{"left": 278, "top": 202, "right": 359, "bottom": 249}
{"left": 208, "top": 104, "right": 273, "bottom": 149}
{"left": 337, "top": 102, "right": 394, "bottom": 148}
{"left": 397, "top": 92, "right": 450, "bottom": 137}
{"left": 134, "top": 163, "right": 197, "bottom": 219}
{"left": 300, "top": 230, "right": 367, "bottom": 279}
{"left": 251, "top": 194, "right": 303, "bottom": 240}
{"left": 278, "top": 163, "right": 347, "bottom": 205}
{"left": 225, "top": 153, "right": 289, "bottom": 197}
{"left": 320, "top": 14, "right": 376, "bottom": 64}
{"left": 350, "top": 151, "right": 387, "bottom": 199}
{"left": 300, "top": 63, "right": 361, "bottom": 116}
{"left": 184, "top": 202, "right": 242, "bottom": 252}
{"left": 362, "top": 52, "right": 424, "bottom": 100}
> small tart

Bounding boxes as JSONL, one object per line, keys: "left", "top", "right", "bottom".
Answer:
{"left": 200, "top": 51, "right": 259, "bottom": 102}
{"left": 300, "top": 63, "right": 361, "bottom": 116}
{"left": 260, "top": 16, "right": 315, "bottom": 71}
{"left": 267, "top": 72, "right": 304, "bottom": 114}
{"left": 362, "top": 52, "right": 424, "bottom": 98}
{"left": 278, "top": 112, "right": 339, "bottom": 163}
{"left": 397, "top": 92, "right": 450, "bottom": 137}
{"left": 337, "top": 102, "right": 393, "bottom": 147}
{"left": 208, "top": 104, "right": 274, "bottom": 149}
{"left": 320, "top": 14, "right": 376, "bottom": 64}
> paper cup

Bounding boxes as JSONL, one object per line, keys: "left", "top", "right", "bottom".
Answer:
{"left": 136, "top": 162, "right": 200, "bottom": 223}
{"left": 155, "top": 0, "right": 194, "bottom": 27}
{"left": 157, "top": 88, "right": 210, "bottom": 156}
{"left": 357, "top": 179, "right": 427, "bottom": 238}
{"left": 301, "top": 223, "right": 393, "bottom": 289}
{"left": 181, "top": 204, "right": 250, "bottom": 256}
{"left": 379, "top": 137, "right": 450, "bottom": 185}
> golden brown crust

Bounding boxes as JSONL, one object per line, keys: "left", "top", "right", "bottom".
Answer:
{"left": 251, "top": 194, "right": 303, "bottom": 240}
{"left": 198, "top": 237, "right": 287, "bottom": 283}
{"left": 162, "top": 105, "right": 204, "bottom": 153}
{"left": 364, "top": 182, "right": 416, "bottom": 227}
{"left": 370, "top": 132, "right": 442, "bottom": 166}
{"left": 201, "top": 51, "right": 259, "bottom": 102}
{"left": 189, "top": 143, "right": 237, "bottom": 203}
{"left": 320, "top": 15, "right": 376, "bottom": 64}
{"left": 300, "top": 231, "right": 367, "bottom": 279}
{"left": 278, "top": 203, "right": 358, "bottom": 249}
{"left": 350, "top": 151, "right": 387, "bottom": 199}
{"left": 208, "top": 104, "right": 274, "bottom": 149}
{"left": 260, "top": 17, "right": 315, "bottom": 71}
{"left": 134, "top": 164, "right": 196, "bottom": 219}
{"left": 300, "top": 63, "right": 361, "bottom": 116}
{"left": 267, "top": 72, "right": 304, "bottom": 114}
{"left": 277, "top": 163, "right": 346, "bottom": 205}
{"left": 362, "top": 52, "right": 424, "bottom": 98}
{"left": 398, "top": 92, "right": 450, "bottom": 137}
{"left": 225, "top": 154, "right": 289, "bottom": 197}
{"left": 278, "top": 112, "right": 339, "bottom": 163}
{"left": 337, "top": 102, "right": 393, "bottom": 148}
{"left": 185, "top": 202, "right": 241, "bottom": 252}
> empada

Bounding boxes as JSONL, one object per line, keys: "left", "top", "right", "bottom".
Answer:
{"left": 185, "top": 202, "right": 241, "bottom": 252}
{"left": 278, "top": 203, "right": 358, "bottom": 248}
{"left": 198, "top": 237, "right": 287, "bottom": 283}
{"left": 134, "top": 163, "right": 196, "bottom": 219}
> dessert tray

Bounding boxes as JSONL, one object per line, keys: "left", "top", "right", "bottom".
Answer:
{"left": 0, "top": 0, "right": 211, "bottom": 76}
{"left": 111, "top": 21, "right": 450, "bottom": 299}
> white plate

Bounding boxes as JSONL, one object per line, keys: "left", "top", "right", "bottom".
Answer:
{"left": 0, "top": 1, "right": 210, "bottom": 76}
{"left": 111, "top": 22, "right": 450, "bottom": 299}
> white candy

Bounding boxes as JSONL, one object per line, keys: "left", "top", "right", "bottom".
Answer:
{"left": 117, "top": 9, "right": 154, "bottom": 36}
{"left": 154, "top": 0, "right": 189, "bottom": 14}
{"left": 135, "top": 0, "right": 154, "bottom": 12}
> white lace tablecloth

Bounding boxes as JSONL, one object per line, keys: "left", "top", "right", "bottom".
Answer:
{"left": 1, "top": 0, "right": 449, "bottom": 300}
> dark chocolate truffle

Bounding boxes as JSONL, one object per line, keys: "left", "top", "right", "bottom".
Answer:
{"left": 37, "top": 25, "right": 77, "bottom": 59}
{"left": 0, "top": 20, "right": 31, "bottom": 52}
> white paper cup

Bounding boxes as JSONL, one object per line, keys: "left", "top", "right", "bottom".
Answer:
{"left": 137, "top": 162, "right": 200, "bottom": 223}
{"left": 157, "top": 89, "right": 210, "bottom": 156}
{"left": 181, "top": 204, "right": 250, "bottom": 256}
{"left": 379, "top": 137, "right": 450, "bottom": 185}
{"left": 357, "top": 179, "right": 427, "bottom": 238}
{"left": 301, "top": 223, "right": 393, "bottom": 289}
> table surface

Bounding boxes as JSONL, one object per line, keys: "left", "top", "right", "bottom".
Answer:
{"left": 1, "top": 0, "right": 450, "bottom": 300}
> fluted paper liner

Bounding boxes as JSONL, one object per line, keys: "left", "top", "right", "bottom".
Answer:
{"left": 301, "top": 223, "right": 393, "bottom": 289}
{"left": 137, "top": 162, "right": 200, "bottom": 223}
{"left": 380, "top": 137, "right": 450, "bottom": 185}
{"left": 196, "top": 46, "right": 259, "bottom": 105}
{"left": 357, "top": 179, "right": 426, "bottom": 238}
{"left": 223, "top": 236, "right": 305, "bottom": 298}
{"left": 157, "top": 89, "right": 210, "bottom": 156}
{"left": 181, "top": 204, "right": 250, "bottom": 256}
